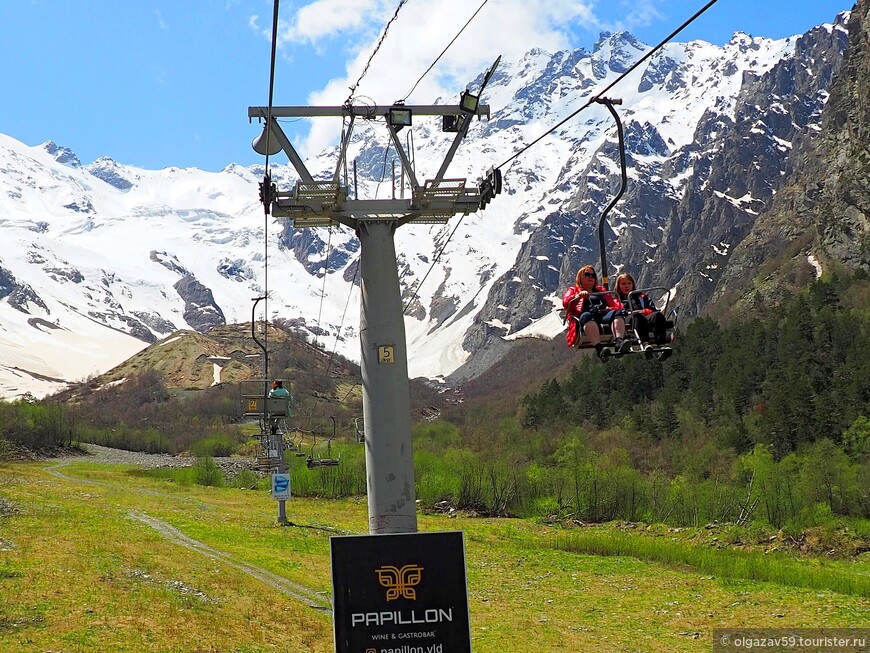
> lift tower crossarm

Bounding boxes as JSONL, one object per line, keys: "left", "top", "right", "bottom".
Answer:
{"left": 248, "top": 105, "right": 490, "bottom": 119}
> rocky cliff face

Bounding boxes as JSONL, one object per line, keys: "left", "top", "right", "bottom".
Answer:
{"left": 655, "top": 19, "right": 850, "bottom": 315}
{"left": 712, "top": 0, "right": 869, "bottom": 316}
{"left": 1, "top": 13, "right": 862, "bottom": 396}
{"left": 454, "top": 19, "right": 850, "bottom": 378}
{"left": 813, "top": 0, "right": 870, "bottom": 270}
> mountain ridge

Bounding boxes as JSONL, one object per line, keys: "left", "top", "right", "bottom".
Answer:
{"left": 0, "top": 11, "right": 860, "bottom": 398}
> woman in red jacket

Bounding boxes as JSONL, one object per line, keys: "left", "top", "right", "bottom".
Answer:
{"left": 614, "top": 272, "right": 670, "bottom": 347}
{"left": 562, "top": 265, "right": 629, "bottom": 358}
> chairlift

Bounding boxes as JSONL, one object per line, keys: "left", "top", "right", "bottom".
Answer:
{"left": 240, "top": 379, "right": 293, "bottom": 435}
{"left": 306, "top": 416, "right": 341, "bottom": 469}
{"left": 290, "top": 429, "right": 307, "bottom": 457}
{"left": 240, "top": 379, "right": 302, "bottom": 473}
{"left": 559, "top": 97, "right": 677, "bottom": 362}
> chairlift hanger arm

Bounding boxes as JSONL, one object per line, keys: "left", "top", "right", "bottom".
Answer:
{"left": 250, "top": 296, "right": 268, "bottom": 375}
{"left": 593, "top": 97, "right": 626, "bottom": 288}
{"left": 333, "top": 114, "right": 356, "bottom": 185}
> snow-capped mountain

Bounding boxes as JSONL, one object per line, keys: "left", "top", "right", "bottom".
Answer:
{"left": 0, "top": 13, "right": 852, "bottom": 398}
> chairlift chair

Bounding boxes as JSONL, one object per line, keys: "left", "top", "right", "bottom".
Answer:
{"left": 240, "top": 379, "right": 299, "bottom": 468}
{"left": 306, "top": 416, "right": 341, "bottom": 469}
{"left": 558, "top": 97, "right": 678, "bottom": 362}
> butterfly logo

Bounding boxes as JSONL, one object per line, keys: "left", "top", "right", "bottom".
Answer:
{"left": 375, "top": 564, "right": 424, "bottom": 601}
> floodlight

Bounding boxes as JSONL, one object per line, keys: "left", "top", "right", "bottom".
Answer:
{"left": 388, "top": 107, "right": 412, "bottom": 130}
{"left": 459, "top": 90, "right": 479, "bottom": 114}
{"left": 252, "top": 123, "right": 281, "bottom": 155}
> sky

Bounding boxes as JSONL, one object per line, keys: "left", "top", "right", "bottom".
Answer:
{"left": 0, "top": 0, "right": 855, "bottom": 172}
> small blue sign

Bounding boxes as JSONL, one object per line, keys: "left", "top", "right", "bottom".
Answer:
{"left": 272, "top": 473, "right": 291, "bottom": 500}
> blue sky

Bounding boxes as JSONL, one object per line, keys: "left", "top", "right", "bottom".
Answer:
{"left": 0, "top": 0, "right": 853, "bottom": 172}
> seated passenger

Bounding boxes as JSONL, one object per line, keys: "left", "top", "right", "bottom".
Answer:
{"left": 562, "top": 265, "right": 630, "bottom": 358}
{"left": 267, "top": 380, "right": 291, "bottom": 435}
{"left": 269, "top": 379, "right": 291, "bottom": 399}
{"left": 614, "top": 273, "right": 670, "bottom": 348}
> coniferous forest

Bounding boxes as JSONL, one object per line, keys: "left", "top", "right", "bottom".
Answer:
{"left": 508, "top": 271, "right": 870, "bottom": 529}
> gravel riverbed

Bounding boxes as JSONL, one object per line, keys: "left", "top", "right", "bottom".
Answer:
{"left": 44, "top": 443, "right": 257, "bottom": 476}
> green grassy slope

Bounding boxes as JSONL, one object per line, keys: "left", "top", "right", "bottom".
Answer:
{"left": 1, "top": 460, "right": 868, "bottom": 653}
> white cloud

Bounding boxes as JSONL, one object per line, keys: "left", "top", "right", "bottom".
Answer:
{"left": 617, "top": 0, "right": 662, "bottom": 34}
{"left": 275, "top": 0, "right": 603, "bottom": 156}
{"left": 262, "top": 0, "right": 675, "bottom": 157}
{"left": 278, "top": 0, "right": 383, "bottom": 45}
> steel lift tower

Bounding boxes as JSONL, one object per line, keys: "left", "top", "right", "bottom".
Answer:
{"left": 248, "top": 61, "right": 500, "bottom": 535}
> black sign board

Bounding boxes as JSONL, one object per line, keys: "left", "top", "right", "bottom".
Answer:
{"left": 331, "top": 531, "right": 472, "bottom": 653}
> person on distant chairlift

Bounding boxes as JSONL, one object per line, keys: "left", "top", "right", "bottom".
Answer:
{"left": 268, "top": 379, "right": 291, "bottom": 399}
{"left": 267, "top": 380, "right": 291, "bottom": 435}
{"left": 562, "top": 265, "right": 630, "bottom": 360}
{"left": 614, "top": 272, "right": 671, "bottom": 359}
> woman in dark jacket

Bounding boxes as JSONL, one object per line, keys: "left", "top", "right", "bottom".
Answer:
{"left": 614, "top": 273, "right": 669, "bottom": 347}
{"left": 563, "top": 265, "right": 629, "bottom": 357}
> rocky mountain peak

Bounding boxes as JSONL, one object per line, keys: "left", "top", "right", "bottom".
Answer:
{"left": 43, "top": 141, "right": 81, "bottom": 168}
{"left": 592, "top": 31, "right": 648, "bottom": 75}
{"left": 85, "top": 157, "right": 134, "bottom": 190}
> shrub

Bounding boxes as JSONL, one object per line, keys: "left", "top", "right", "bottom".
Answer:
{"left": 415, "top": 449, "right": 460, "bottom": 506}
{"left": 189, "top": 434, "right": 237, "bottom": 457}
{"left": 192, "top": 457, "right": 224, "bottom": 487}
{"left": 555, "top": 530, "right": 870, "bottom": 597}
{"left": 230, "top": 468, "right": 263, "bottom": 490}
{"left": 0, "top": 401, "right": 71, "bottom": 449}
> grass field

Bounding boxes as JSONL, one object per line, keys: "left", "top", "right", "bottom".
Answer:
{"left": 1, "top": 459, "right": 869, "bottom": 652}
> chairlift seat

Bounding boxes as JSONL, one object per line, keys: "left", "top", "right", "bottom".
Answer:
{"left": 241, "top": 395, "right": 291, "bottom": 419}
{"left": 620, "top": 287, "right": 677, "bottom": 355}
{"left": 266, "top": 397, "right": 290, "bottom": 416}
{"left": 306, "top": 456, "right": 340, "bottom": 469}
{"left": 558, "top": 310, "right": 616, "bottom": 349}
{"left": 559, "top": 286, "right": 677, "bottom": 359}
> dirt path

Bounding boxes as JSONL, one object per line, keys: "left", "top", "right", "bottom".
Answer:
{"left": 129, "top": 510, "right": 332, "bottom": 612}
{"left": 42, "top": 455, "right": 333, "bottom": 614}
{"left": 44, "top": 459, "right": 198, "bottom": 501}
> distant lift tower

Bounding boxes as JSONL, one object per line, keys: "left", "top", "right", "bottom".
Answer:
{"left": 248, "top": 61, "right": 498, "bottom": 535}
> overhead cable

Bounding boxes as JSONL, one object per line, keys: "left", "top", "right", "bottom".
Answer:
{"left": 324, "top": 264, "right": 360, "bottom": 381}
{"left": 401, "top": 0, "right": 719, "bottom": 318}
{"left": 402, "top": 213, "right": 470, "bottom": 314}
{"left": 399, "top": 0, "right": 490, "bottom": 102}
{"left": 262, "top": 0, "right": 282, "bottom": 379}
{"left": 345, "top": 0, "right": 410, "bottom": 105}
{"left": 263, "top": 0, "right": 281, "bottom": 175}
{"left": 314, "top": 227, "right": 334, "bottom": 350}
{"left": 495, "top": 0, "right": 720, "bottom": 171}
